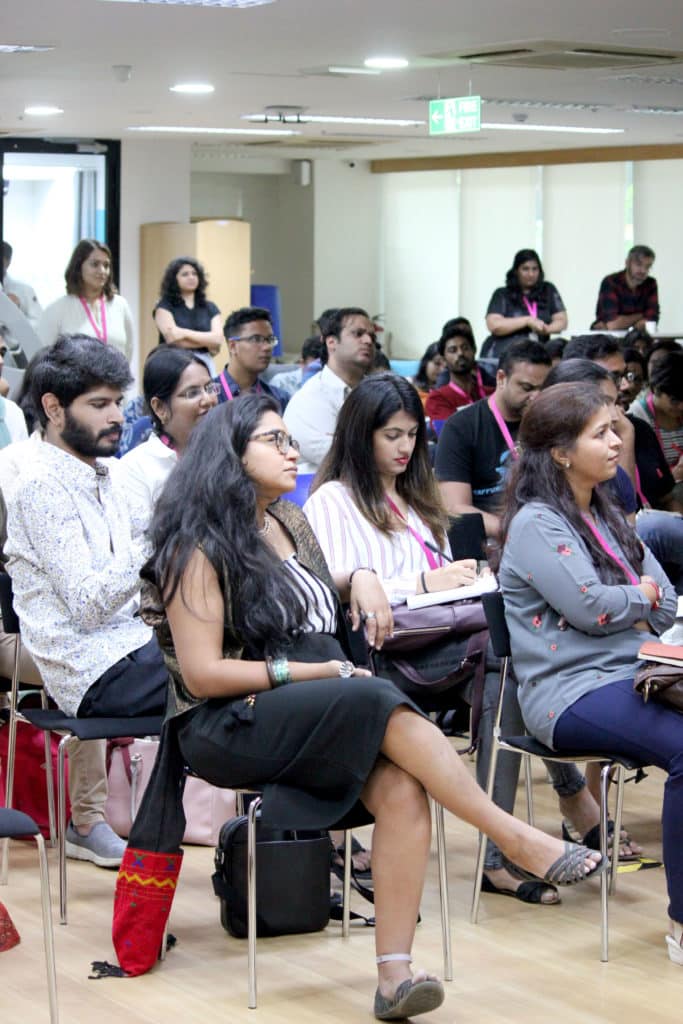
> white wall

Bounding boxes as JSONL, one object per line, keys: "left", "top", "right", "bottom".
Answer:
{"left": 120, "top": 138, "right": 191, "bottom": 376}
{"left": 633, "top": 160, "right": 683, "bottom": 333}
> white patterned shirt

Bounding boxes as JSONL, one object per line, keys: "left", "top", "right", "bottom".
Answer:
{"left": 5, "top": 442, "right": 152, "bottom": 714}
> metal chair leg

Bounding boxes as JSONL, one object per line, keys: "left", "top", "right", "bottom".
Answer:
{"left": 599, "top": 763, "right": 610, "bottom": 963}
{"left": 41, "top": 690, "right": 57, "bottom": 848}
{"left": 247, "top": 795, "right": 262, "bottom": 1009}
{"left": 610, "top": 765, "right": 625, "bottom": 897}
{"left": 523, "top": 754, "right": 535, "bottom": 827}
{"left": 342, "top": 829, "right": 351, "bottom": 939}
{"left": 34, "top": 831, "right": 59, "bottom": 1023}
{"left": 1, "top": 634, "right": 22, "bottom": 884}
{"left": 58, "top": 735, "right": 70, "bottom": 925}
{"left": 434, "top": 801, "right": 453, "bottom": 981}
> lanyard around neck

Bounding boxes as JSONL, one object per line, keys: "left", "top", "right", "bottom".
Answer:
{"left": 488, "top": 395, "right": 518, "bottom": 459}
{"left": 581, "top": 513, "right": 639, "bottom": 585}
{"left": 385, "top": 495, "right": 442, "bottom": 570}
{"left": 220, "top": 371, "right": 262, "bottom": 402}
{"left": 522, "top": 296, "right": 538, "bottom": 320}
{"left": 79, "top": 296, "right": 107, "bottom": 343}
{"left": 448, "top": 367, "right": 487, "bottom": 405}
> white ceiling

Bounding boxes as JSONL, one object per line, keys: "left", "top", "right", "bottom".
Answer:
{"left": 3, "top": 0, "right": 683, "bottom": 161}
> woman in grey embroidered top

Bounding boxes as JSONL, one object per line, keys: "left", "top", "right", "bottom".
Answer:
{"left": 498, "top": 382, "right": 682, "bottom": 965}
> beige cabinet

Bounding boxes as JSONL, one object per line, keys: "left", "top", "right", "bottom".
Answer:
{"left": 139, "top": 218, "right": 251, "bottom": 374}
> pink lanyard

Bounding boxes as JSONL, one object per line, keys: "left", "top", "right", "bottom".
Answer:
{"left": 581, "top": 514, "right": 639, "bottom": 585}
{"left": 386, "top": 496, "right": 443, "bottom": 570}
{"left": 634, "top": 466, "right": 650, "bottom": 509}
{"left": 220, "top": 372, "right": 262, "bottom": 402}
{"left": 79, "top": 296, "right": 107, "bottom": 343}
{"left": 522, "top": 296, "right": 538, "bottom": 319}
{"left": 448, "top": 368, "right": 487, "bottom": 405}
{"left": 159, "top": 433, "right": 177, "bottom": 453}
{"left": 488, "top": 395, "right": 519, "bottom": 459}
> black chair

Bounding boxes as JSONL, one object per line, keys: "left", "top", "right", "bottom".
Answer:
{"left": 471, "top": 591, "right": 643, "bottom": 962}
{"left": 0, "top": 807, "right": 58, "bottom": 1022}
{"left": 0, "top": 572, "right": 163, "bottom": 924}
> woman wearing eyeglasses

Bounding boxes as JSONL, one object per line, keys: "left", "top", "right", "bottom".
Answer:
{"left": 136, "top": 391, "right": 602, "bottom": 1020}
{"left": 213, "top": 305, "right": 288, "bottom": 412}
{"left": 154, "top": 257, "right": 223, "bottom": 374}
{"left": 118, "top": 346, "right": 218, "bottom": 523}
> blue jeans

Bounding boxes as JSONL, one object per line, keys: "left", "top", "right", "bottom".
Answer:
{"left": 554, "top": 677, "right": 683, "bottom": 923}
{"left": 636, "top": 510, "right": 683, "bottom": 595}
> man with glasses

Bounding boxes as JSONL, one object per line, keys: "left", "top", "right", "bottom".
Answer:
{"left": 284, "top": 307, "right": 376, "bottom": 473}
{"left": 213, "top": 306, "right": 288, "bottom": 411}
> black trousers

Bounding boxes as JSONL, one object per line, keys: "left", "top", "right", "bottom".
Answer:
{"left": 77, "top": 637, "right": 168, "bottom": 718}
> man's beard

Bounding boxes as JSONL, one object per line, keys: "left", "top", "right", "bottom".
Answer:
{"left": 61, "top": 407, "right": 121, "bottom": 458}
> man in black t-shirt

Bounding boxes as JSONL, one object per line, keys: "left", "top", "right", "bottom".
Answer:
{"left": 435, "top": 340, "right": 552, "bottom": 539}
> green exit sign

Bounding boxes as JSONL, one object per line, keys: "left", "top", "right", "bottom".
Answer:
{"left": 429, "top": 95, "right": 481, "bottom": 135}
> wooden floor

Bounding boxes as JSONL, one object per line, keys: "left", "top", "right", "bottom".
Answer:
{"left": 1, "top": 756, "right": 678, "bottom": 1024}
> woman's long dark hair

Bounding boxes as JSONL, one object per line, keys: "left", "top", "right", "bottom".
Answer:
{"left": 312, "top": 372, "right": 447, "bottom": 548}
{"left": 504, "top": 248, "right": 545, "bottom": 302}
{"left": 145, "top": 393, "right": 308, "bottom": 654}
{"left": 413, "top": 341, "right": 441, "bottom": 391}
{"left": 158, "top": 256, "right": 208, "bottom": 306}
{"left": 501, "top": 382, "right": 644, "bottom": 583}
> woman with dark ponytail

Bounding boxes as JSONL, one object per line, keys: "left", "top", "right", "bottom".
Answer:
{"left": 499, "top": 382, "right": 682, "bottom": 965}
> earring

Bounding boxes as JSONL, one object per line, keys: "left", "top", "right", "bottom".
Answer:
{"left": 564, "top": 460, "right": 571, "bottom": 468}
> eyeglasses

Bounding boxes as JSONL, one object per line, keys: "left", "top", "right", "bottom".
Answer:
{"left": 175, "top": 382, "right": 220, "bottom": 401}
{"left": 250, "top": 429, "right": 300, "bottom": 455}
{"left": 607, "top": 371, "right": 625, "bottom": 386}
{"left": 623, "top": 371, "right": 644, "bottom": 385}
{"left": 228, "top": 334, "right": 278, "bottom": 347}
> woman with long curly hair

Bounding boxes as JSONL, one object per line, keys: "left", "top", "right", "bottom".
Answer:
{"left": 153, "top": 256, "right": 223, "bottom": 372}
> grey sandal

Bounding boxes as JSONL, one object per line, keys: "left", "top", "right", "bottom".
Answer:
{"left": 374, "top": 954, "right": 444, "bottom": 1021}
{"left": 506, "top": 841, "right": 607, "bottom": 887}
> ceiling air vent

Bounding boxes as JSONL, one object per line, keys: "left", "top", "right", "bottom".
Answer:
{"left": 428, "top": 40, "right": 683, "bottom": 71}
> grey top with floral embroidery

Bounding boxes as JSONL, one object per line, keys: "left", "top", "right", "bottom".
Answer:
{"left": 499, "top": 502, "right": 676, "bottom": 748}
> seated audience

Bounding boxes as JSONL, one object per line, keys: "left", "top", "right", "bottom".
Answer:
{"left": 617, "top": 347, "right": 648, "bottom": 411}
{"left": 425, "top": 324, "right": 493, "bottom": 422}
{"left": 2, "top": 240, "right": 42, "bottom": 327}
{"left": 411, "top": 341, "right": 445, "bottom": 406}
{"left": 498, "top": 382, "right": 680, "bottom": 964}
{"left": 629, "top": 351, "right": 683, "bottom": 484}
{"left": 118, "top": 346, "right": 218, "bottom": 523}
{"left": 284, "top": 306, "right": 376, "bottom": 473}
{"left": 305, "top": 373, "right": 614, "bottom": 902}
{"left": 0, "top": 346, "right": 117, "bottom": 868}
{"left": 435, "top": 339, "right": 552, "bottom": 541}
{"left": 647, "top": 338, "right": 680, "bottom": 378}
{"left": 592, "top": 244, "right": 659, "bottom": 331}
{"left": 135, "top": 391, "right": 602, "bottom": 1018}
{"left": 482, "top": 249, "right": 567, "bottom": 359}
{"left": 545, "top": 337, "right": 567, "bottom": 366}
{"left": 0, "top": 338, "right": 29, "bottom": 447}
{"left": 213, "top": 306, "right": 288, "bottom": 411}
{"left": 38, "top": 239, "right": 134, "bottom": 362}
{"left": 5, "top": 336, "right": 168, "bottom": 862}
{"left": 269, "top": 336, "right": 323, "bottom": 397}
{"left": 153, "top": 257, "right": 222, "bottom": 374}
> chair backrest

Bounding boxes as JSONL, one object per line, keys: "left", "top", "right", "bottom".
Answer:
{"left": 0, "top": 572, "right": 19, "bottom": 635}
{"left": 447, "top": 513, "right": 487, "bottom": 561}
{"left": 482, "top": 591, "right": 511, "bottom": 660}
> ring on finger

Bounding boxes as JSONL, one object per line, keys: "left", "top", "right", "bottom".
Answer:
{"left": 365, "top": 611, "right": 377, "bottom": 620}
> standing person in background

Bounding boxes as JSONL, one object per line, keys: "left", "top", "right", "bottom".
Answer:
{"left": 482, "top": 249, "right": 567, "bottom": 360}
{"left": 0, "top": 339, "right": 28, "bottom": 447}
{"left": 213, "top": 306, "right": 288, "bottom": 412}
{"left": 284, "top": 307, "right": 376, "bottom": 473}
{"left": 411, "top": 341, "right": 445, "bottom": 406}
{"left": 425, "top": 324, "right": 492, "bottom": 422}
{"left": 153, "top": 257, "right": 223, "bottom": 374}
{"left": 592, "top": 245, "right": 659, "bottom": 331}
{"left": 1, "top": 241, "right": 42, "bottom": 327}
{"left": 37, "top": 239, "right": 134, "bottom": 362}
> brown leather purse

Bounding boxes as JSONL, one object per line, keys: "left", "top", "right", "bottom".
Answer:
{"left": 633, "top": 662, "right": 683, "bottom": 713}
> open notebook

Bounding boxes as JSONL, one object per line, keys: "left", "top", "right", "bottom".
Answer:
{"left": 406, "top": 572, "right": 498, "bottom": 610}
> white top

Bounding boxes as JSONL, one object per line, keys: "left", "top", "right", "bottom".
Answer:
{"left": 304, "top": 480, "right": 451, "bottom": 606}
{"left": 5, "top": 442, "right": 151, "bottom": 715}
{"left": 117, "top": 432, "right": 177, "bottom": 528}
{"left": 37, "top": 293, "right": 134, "bottom": 363}
{"left": 283, "top": 365, "right": 349, "bottom": 473}
{"left": 2, "top": 274, "right": 42, "bottom": 326}
{"left": 0, "top": 397, "right": 28, "bottom": 447}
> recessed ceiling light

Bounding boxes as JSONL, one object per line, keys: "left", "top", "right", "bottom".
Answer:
{"left": 0, "top": 44, "right": 54, "bottom": 53}
{"left": 170, "top": 82, "right": 215, "bottom": 94}
{"left": 243, "top": 112, "right": 424, "bottom": 127}
{"left": 128, "top": 125, "right": 297, "bottom": 134}
{"left": 24, "top": 105, "right": 63, "bottom": 116}
{"left": 99, "top": 0, "right": 275, "bottom": 6}
{"left": 328, "top": 66, "right": 382, "bottom": 76}
{"left": 364, "top": 56, "right": 409, "bottom": 70}
{"left": 482, "top": 122, "right": 623, "bottom": 134}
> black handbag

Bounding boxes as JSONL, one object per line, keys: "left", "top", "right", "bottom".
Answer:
{"left": 212, "top": 815, "right": 331, "bottom": 938}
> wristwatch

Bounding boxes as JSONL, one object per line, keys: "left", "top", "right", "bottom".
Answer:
{"left": 338, "top": 661, "right": 355, "bottom": 678}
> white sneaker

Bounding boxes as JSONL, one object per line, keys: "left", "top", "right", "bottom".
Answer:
{"left": 666, "top": 920, "right": 683, "bottom": 965}
{"left": 65, "top": 821, "right": 125, "bottom": 868}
